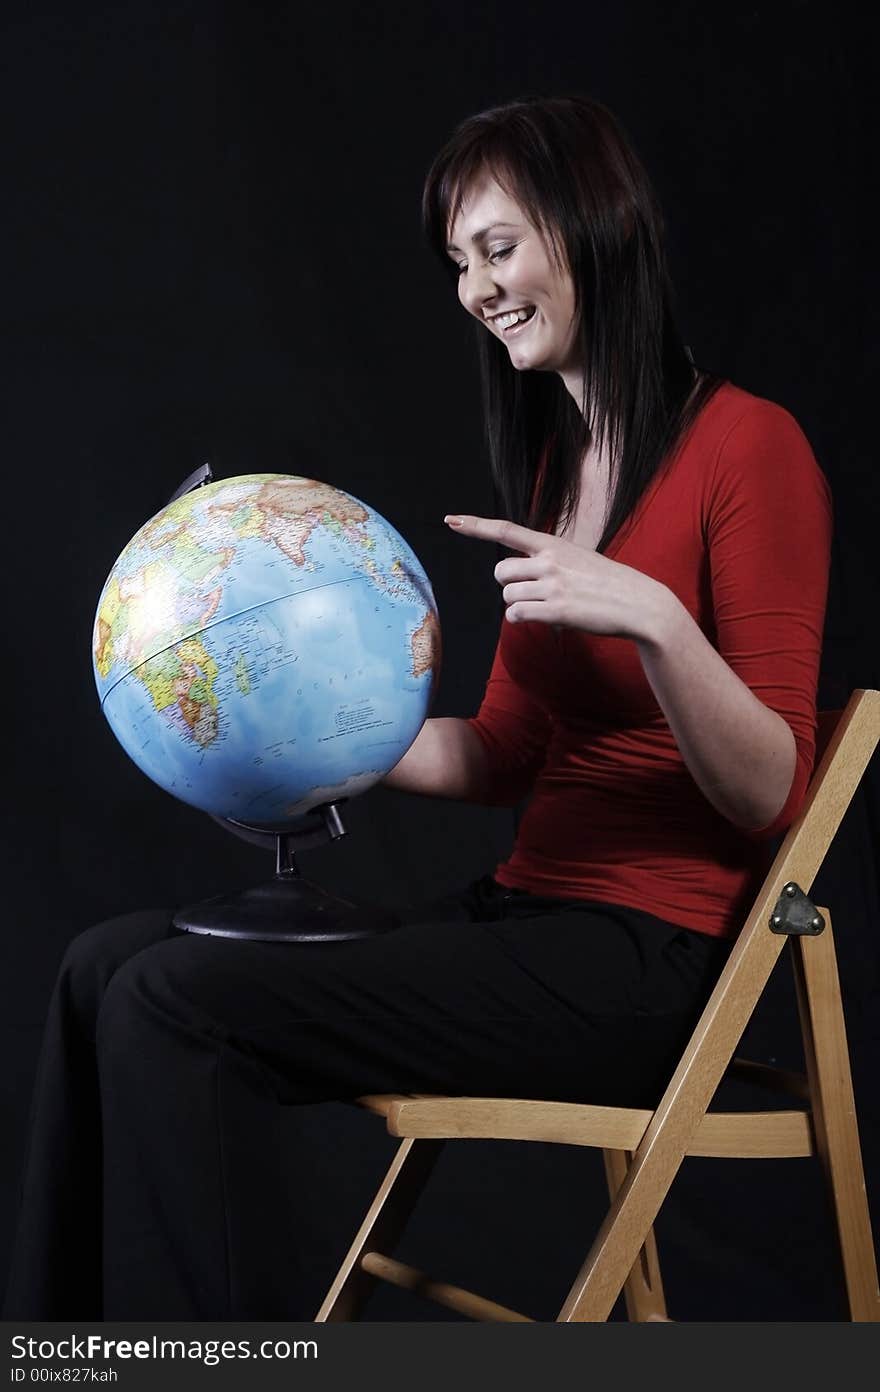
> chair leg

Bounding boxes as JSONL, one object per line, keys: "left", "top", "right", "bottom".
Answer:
{"left": 315, "top": 1137, "right": 445, "bottom": 1321}
{"left": 556, "top": 913, "right": 790, "bottom": 1320}
{"left": 603, "top": 1150, "right": 669, "bottom": 1321}
{"left": 791, "top": 917, "right": 880, "bottom": 1321}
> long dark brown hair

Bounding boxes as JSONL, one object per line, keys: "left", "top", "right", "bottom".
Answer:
{"left": 422, "top": 94, "right": 725, "bottom": 549}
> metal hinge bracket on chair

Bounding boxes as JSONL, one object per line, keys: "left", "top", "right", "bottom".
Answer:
{"left": 769, "top": 882, "right": 825, "bottom": 936}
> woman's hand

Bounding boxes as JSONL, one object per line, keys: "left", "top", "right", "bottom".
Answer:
{"left": 444, "top": 512, "right": 798, "bottom": 831}
{"left": 444, "top": 514, "right": 673, "bottom": 645}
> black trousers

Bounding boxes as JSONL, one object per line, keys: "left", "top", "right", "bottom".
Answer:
{"left": 2, "top": 876, "right": 732, "bottom": 1320}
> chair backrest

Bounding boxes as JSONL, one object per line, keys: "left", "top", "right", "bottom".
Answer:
{"left": 773, "top": 691, "right": 879, "bottom": 895}
{"left": 816, "top": 708, "right": 843, "bottom": 765}
{"left": 752, "top": 706, "right": 847, "bottom": 885}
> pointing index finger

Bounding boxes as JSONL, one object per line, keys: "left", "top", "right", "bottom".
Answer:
{"left": 444, "top": 515, "right": 549, "bottom": 553}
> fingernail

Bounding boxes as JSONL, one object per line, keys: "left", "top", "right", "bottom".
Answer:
{"left": 444, "top": 515, "right": 463, "bottom": 527}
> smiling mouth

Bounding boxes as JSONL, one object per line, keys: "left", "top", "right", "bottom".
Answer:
{"left": 492, "top": 306, "right": 537, "bottom": 333}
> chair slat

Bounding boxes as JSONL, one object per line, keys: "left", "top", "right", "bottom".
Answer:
{"left": 359, "top": 1252, "right": 532, "bottom": 1322}
{"left": 373, "top": 1094, "right": 813, "bottom": 1158}
{"left": 726, "top": 1057, "right": 810, "bottom": 1100}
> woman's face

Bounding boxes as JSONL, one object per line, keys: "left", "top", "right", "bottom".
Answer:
{"left": 446, "top": 173, "right": 581, "bottom": 384}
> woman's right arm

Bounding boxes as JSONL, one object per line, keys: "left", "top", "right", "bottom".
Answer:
{"left": 382, "top": 717, "right": 492, "bottom": 799}
{"left": 383, "top": 632, "right": 553, "bottom": 805}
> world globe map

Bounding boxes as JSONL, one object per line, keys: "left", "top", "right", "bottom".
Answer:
{"left": 92, "top": 474, "right": 441, "bottom": 827}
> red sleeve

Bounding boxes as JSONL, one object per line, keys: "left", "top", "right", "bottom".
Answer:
{"left": 705, "top": 402, "right": 833, "bottom": 839}
{"left": 465, "top": 632, "right": 553, "bottom": 806}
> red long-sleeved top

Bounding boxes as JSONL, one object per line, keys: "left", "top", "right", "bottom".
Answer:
{"left": 466, "top": 382, "right": 833, "bottom": 939}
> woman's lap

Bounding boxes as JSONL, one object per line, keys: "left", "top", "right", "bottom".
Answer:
{"left": 3, "top": 882, "right": 733, "bottom": 1318}
{"left": 85, "top": 883, "right": 731, "bottom": 1107}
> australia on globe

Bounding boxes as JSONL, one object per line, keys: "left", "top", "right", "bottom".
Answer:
{"left": 92, "top": 474, "right": 441, "bottom": 826}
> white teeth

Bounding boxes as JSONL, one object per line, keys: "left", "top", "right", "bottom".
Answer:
{"left": 493, "top": 308, "right": 533, "bottom": 330}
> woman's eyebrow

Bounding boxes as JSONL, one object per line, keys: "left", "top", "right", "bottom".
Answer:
{"left": 445, "top": 221, "right": 520, "bottom": 254}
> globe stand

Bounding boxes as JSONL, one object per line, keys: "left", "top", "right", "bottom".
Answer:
{"left": 172, "top": 801, "right": 398, "bottom": 943}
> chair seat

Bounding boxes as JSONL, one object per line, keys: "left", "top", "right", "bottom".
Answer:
{"left": 357, "top": 1090, "right": 814, "bottom": 1159}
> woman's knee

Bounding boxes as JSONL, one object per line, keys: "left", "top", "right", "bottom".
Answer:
{"left": 95, "top": 932, "right": 231, "bottom": 1063}
{"left": 57, "top": 910, "right": 174, "bottom": 1032}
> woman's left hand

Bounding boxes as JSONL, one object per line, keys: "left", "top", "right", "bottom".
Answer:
{"left": 444, "top": 513, "right": 673, "bottom": 644}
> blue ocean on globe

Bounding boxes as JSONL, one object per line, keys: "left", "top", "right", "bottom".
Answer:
{"left": 92, "top": 474, "right": 441, "bottom": 826}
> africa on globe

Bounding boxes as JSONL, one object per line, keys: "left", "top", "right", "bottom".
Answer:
{"left": 92, "top": 474, "right": 441, "bottom": 827}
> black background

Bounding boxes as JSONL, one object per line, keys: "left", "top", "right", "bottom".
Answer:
{"left": 1, "top": 0, "right": 878, "bottom": 1321}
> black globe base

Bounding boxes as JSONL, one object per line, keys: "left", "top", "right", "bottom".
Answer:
{"left": 172, "top": 801, "right": 397, "bottom": 943}
{"left": 172, "top": 872, "right": 398, "bottom": 943}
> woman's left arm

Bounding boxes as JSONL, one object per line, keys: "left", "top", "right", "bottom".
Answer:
{"left": 633, "top": 593, "right": 797, "bottom": 831}
{"left": 655, "top": 403, "right": 833, "bottom": 834}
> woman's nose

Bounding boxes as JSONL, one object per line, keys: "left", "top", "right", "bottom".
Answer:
{"left": 460, "top": 264, "right": 497, "bottom": 316}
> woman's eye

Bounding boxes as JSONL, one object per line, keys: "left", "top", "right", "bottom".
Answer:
{"left": 455, "top": 244, "right": 516, "bottom": 276}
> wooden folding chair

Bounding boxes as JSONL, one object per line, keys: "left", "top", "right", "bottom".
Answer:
{"left": 316, "top": 690, "right": 880, "bottom": 1322}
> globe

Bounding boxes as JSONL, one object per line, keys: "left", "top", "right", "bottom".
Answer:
{"left": 92, "top": 473, "right": 442, "bottom": 830}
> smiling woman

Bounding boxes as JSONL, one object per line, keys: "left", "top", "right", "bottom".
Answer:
{"left": 2, "top": 94, "right": 832, "bottom": 1322}
{"left": 421, "top": 94, "right": 719, "bottom": 544}
{"left": 447, "top": 177, "right": 578, "bottom": 384}
{"left": 401, "top": 94, "right": 830, "bottom": 879}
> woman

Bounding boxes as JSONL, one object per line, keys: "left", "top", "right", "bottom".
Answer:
{"left": 3, "top": 95, "right": 832, "bottom": 1320}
